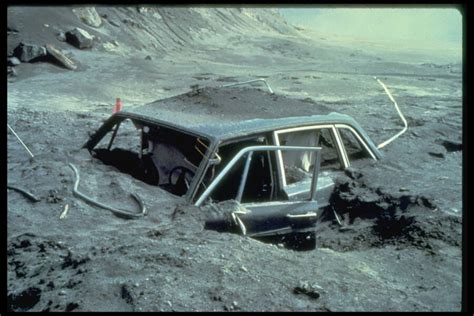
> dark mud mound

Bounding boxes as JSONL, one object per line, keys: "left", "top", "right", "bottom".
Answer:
{"left": 7, "top": 233, "right": 90, "bottom": 312}
{"left": 7, "top": 286, "right": 42, "bottom": 312}
{"left": 316, "top": 172, "right": 461, "bottom": 254}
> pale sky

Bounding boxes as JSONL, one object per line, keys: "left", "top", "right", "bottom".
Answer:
{"left": 279, "top": 8, "right": 462, "bottom": 45}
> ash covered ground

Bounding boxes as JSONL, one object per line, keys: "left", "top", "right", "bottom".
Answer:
{"left": 7, "top": 6, "right": 462, "bottom": 312}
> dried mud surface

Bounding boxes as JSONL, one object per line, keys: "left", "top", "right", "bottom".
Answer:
{"left": 7, "top": 6, "right": 462, "bottom": 312}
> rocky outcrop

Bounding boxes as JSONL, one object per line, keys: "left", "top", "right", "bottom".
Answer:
{"left": 72, "top": 7, "right": 102, "bottom": 28}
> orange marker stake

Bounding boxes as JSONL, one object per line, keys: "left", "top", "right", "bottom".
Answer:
{"left": 113, "top": 97, "right": 123, "bottom": 113}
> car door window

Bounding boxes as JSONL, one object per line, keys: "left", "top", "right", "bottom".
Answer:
{"left": 199, "top": 136, "right": 274, "bottom": 203}
{"left": 276, "top": 127, "right": 343, "bottom": 186}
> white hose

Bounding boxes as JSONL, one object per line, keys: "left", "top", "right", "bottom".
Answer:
{"left": 374, "top": 77, "right": 408, "bottom": 149}
{"left": 7, "top": 123, "right": 35, "bottom": 158}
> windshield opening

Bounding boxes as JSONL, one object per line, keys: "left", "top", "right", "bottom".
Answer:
{"left": 91, "top": 118, "right": 210, "bottom": 197}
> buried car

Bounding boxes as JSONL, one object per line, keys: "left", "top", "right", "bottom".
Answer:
{"left": 83, "top": 84, "right": 390, "bottom": 248}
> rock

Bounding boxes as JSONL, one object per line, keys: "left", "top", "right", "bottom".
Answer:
{"left": 344, "top": 167, "right": 363, "bottom": 180}
{"left": 56, "top": 32, "right": 67, "bottom": 42}
{"left": 45, "top": 44, "right": 77, "bottom": 70}
{"left": 102, "top": 43, "right": 114, "bottom": 51}
{"left": 8, "top": 66, "right": 17, "bottom": 77}
{"left": 108, "top": 19, "right": 121, "bottom": 27}
{"left": 428, "top": 151, "right": 445, "bottom": 159}
{"left": 145, "top": 55, "right": 152, "bottom": 60}
{"left": 137, "top": 7, "right": 149, "bottom": 14}
{"left": 8, "top": 57, "right": 21, "bottom": 66}
{"left": 72, "top": 7, "right": 102, "bottom": 27}
{"left": 293, "top": 281, "right": 322, "bottom": 299}
{"left": 13, "top": 43, "right": 47, "bottom": 62}
{"left": 66, "top": 28, "right": 94, "bottom": 49}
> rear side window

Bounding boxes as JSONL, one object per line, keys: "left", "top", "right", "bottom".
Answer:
{"left": 338, "top": 127, "right": 371, "bottom": 163}
{"left": 277, "top": 127, "right": 342, "bottom": 185}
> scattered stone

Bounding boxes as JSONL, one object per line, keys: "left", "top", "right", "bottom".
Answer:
{"left": 66, "top": 27, "right": 94, "bottom": 49}
{"left": 56, "top": 32, "right": 67, "bottom": 42}
{"left": 8, "top": 57, "right": 21, "bottom": 66}
{"left": 108, "top": 19, "right": 121, "bottom": 27}
{"left": 65, "top": 302, "right": 79, "bottom": 312}
{"left": 240, "top": 265, "right": 248, "bottom": 272}
{"left": 13, "top": 43, "right": 47, "bottom": 62}
{"left": 428, "top": 151, "right": 445, "bottom": 159}
{"left": 344, "top": 167, "right": 363, "bottom": 180}
{"left": 293, "top": 281, "right": 322, "bottom": 299}
{"left": 72, "top": 7, "right": 102, "bottom": 27}
{"left": 145, "top": 55, "right": 152, "bottom": 60}
{"left": 8, "top": 66, "right": 18, "bottom": 77}
{"left": 43, "top": 24, "right": 49, "bottom": 28}
{"left": 137, "top": 7, "right": 149, "bottom": 14}
{"left": 112, "top": 40, "right": 119, "bottom": 46}
{"left": 122, "top": 18, "right": 141, "bottom": 28}
{"left": 102, "top": 42, "right": 117, "bottom": 52}
{"left": 45, "top": 44, "right": 77, "bottom": 70}
{"left": 47, "top": 190, "right": 63, "bottom": 204}
{"left": 120, "top": 284, "right": 134, "bottom": 305}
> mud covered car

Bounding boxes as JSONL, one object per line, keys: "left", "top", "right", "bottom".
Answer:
{"left": 84, "top": 86, "right": 382, "bottom": 247}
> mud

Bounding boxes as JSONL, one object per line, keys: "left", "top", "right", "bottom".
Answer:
{"left": 7, "top": 6, "right": 462, "bottom": 312}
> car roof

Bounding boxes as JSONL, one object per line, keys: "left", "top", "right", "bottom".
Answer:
{"left": 119, "top": 87, "right": 379, "bottom": 153}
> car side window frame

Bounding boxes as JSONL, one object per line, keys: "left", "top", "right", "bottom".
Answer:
{"left": 194, "top": 145, "right": 322, "bottom": 207}
{"left": 272, "top": 124, "right": 348, "bottom": 188}
{"left": 334, "top": 124, "right": 378, "bottom": 167}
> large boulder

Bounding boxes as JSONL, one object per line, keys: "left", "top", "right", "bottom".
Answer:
{"left": 72, "top": 7, "right": 102, "bottom": 27}
{"left": 13, "top": 43, "right": 47, "bottom": 62}
{"left": 65, "top": 27, "right": 94, "bottom": 49}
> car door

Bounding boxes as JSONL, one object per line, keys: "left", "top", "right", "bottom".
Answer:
{"left": 195, "top": 145, "right": 323, "bottom": 237}
{"left": 272, "top": 125, "right": 348, "bottom": 209}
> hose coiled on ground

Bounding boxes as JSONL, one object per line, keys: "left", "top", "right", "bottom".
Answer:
{"left": 68, "top": 163, "right": 146, "bottom": 219}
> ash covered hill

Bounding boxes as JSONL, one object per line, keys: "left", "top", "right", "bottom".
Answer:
{"left": 7, "top": 6, "right": 299, "bottom": 56}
